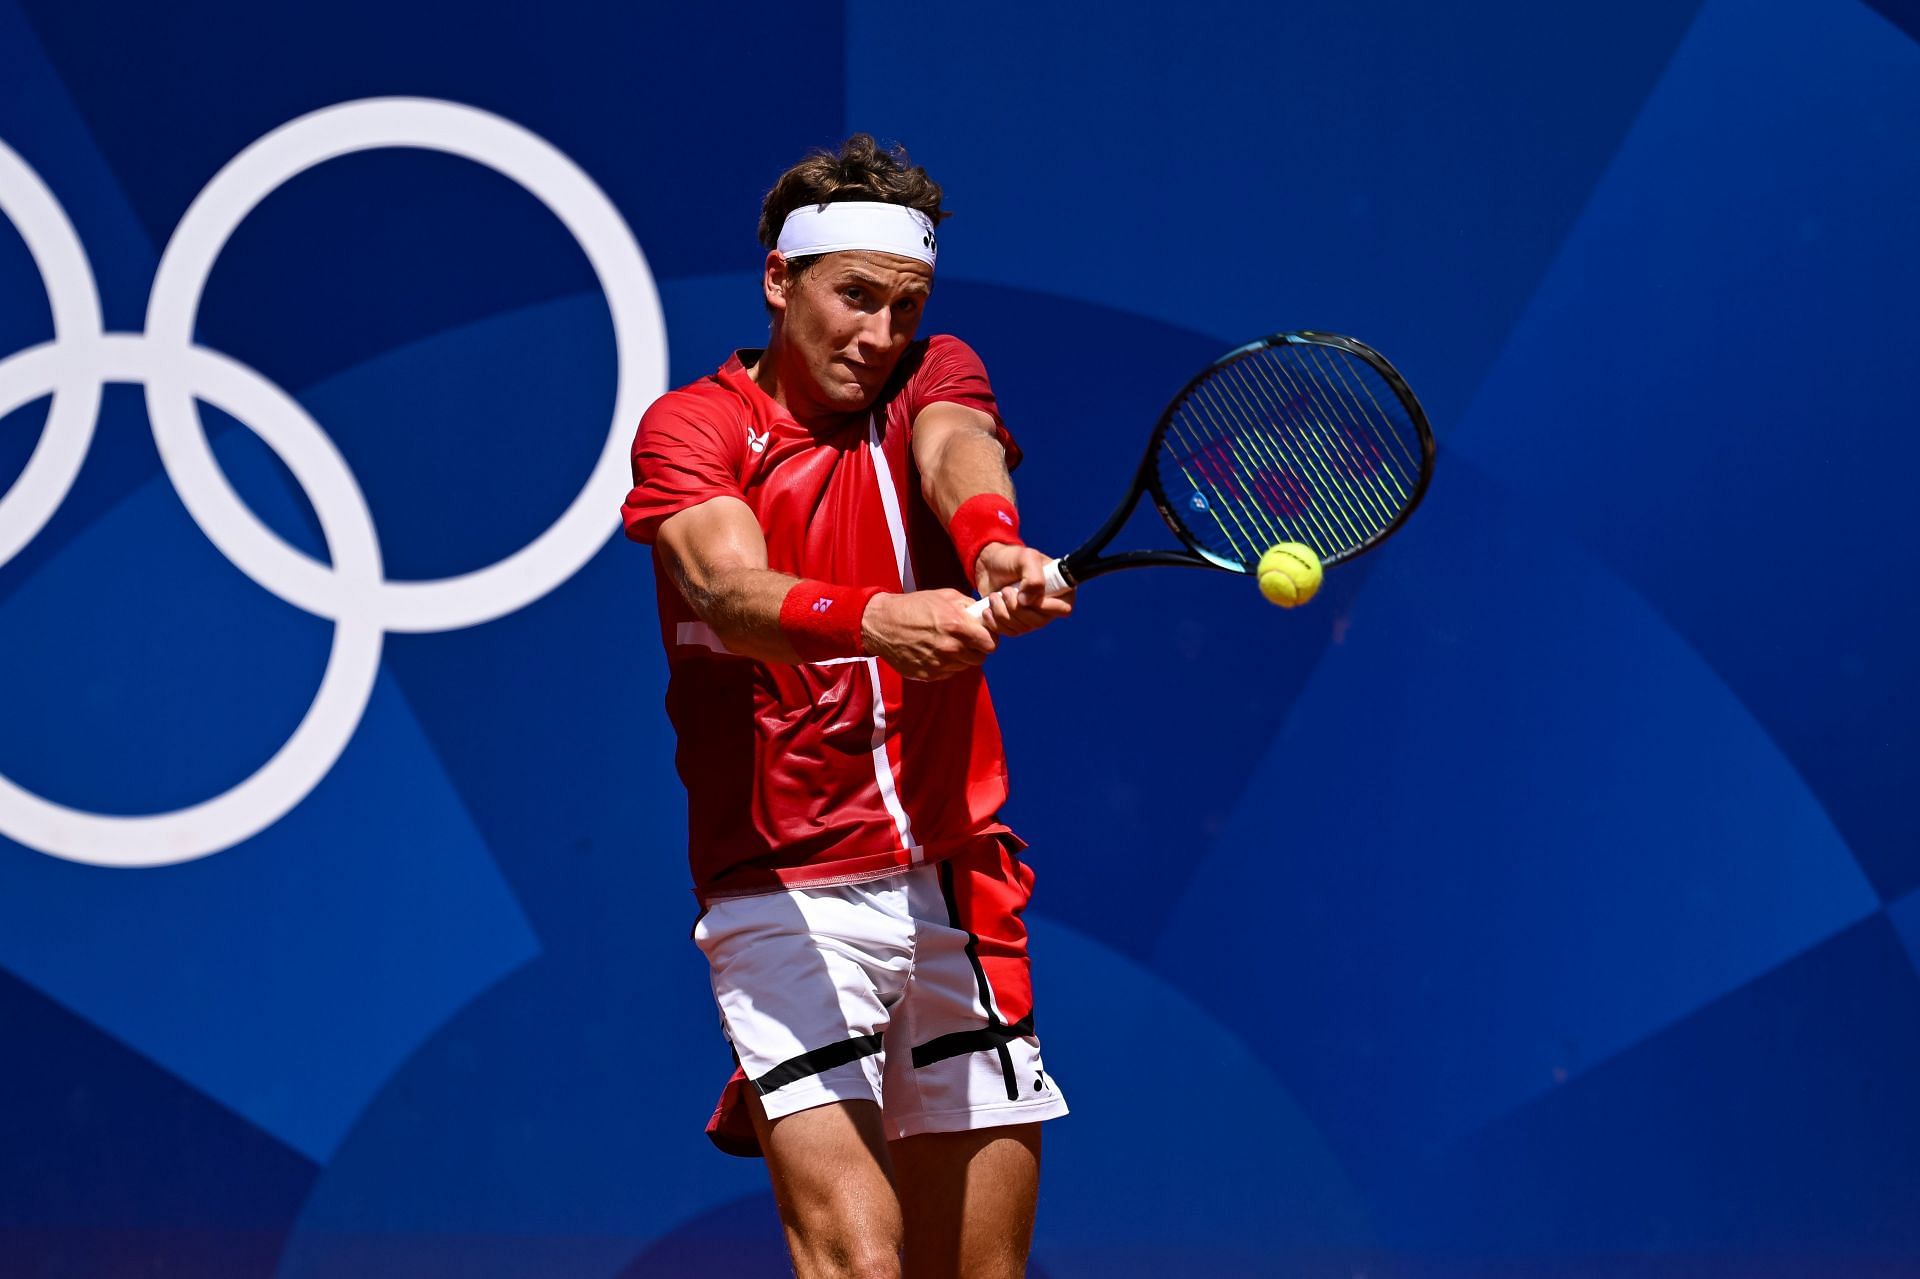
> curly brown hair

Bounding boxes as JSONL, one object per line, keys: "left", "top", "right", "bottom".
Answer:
{"left": 758, "top": 134, "right": 949, "bottom": 269}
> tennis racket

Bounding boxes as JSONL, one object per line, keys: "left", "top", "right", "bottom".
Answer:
{"left": 965, "top": 331, "right": 1434, "bottom": 616}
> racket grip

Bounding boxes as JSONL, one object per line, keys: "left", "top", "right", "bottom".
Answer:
{"left": 963, "top": 558, "right": 1070, "bottom": 620}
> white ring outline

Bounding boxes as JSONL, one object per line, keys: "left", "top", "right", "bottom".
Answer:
{"left": 0, "top": 98, "right": 665, "bottom": 865}
{"left": 145, "top": 97, "right": 666, "bottom": 633}
{"left": 0, "top": 137, "right": 104, "bottom": 568}
{"left": 0, "top": 338, "right": 384, "bottom": 868}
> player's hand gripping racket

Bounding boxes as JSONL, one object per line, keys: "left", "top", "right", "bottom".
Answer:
{"left": 965, "top": 331, "right": 1435, "bottom": 616}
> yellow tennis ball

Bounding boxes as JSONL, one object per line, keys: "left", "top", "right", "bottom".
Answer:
{"left": 1257, "top": 542, "right": 1323, "bottom": 608}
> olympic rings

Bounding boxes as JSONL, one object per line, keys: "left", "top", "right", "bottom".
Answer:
{"left": 0, "top": 98, "right": 668, "bottom": 867}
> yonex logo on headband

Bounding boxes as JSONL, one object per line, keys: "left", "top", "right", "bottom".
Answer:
{"left": 0, "top": 97, "right": 667, "bottom": 869}
{"left": 776, "top": 201, "right": 937, "bottom": 268}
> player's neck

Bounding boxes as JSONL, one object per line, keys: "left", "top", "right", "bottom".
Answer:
{"left": 749, "top": 332, "right": 862, "bottom": 433}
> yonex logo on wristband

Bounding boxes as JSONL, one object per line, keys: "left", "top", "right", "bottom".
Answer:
{"left": 996, "top": 510, "right": 1013, "bottom": 526}
{"left": 812, "top": 597, "right": 833, "bottom": 612}
{"left": 0, "top": 97, "right": 667, "bottom": 868}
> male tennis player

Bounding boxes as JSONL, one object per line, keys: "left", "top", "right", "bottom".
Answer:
{"left": 620, "top": 135, "right": 1071, "bottom": 1279}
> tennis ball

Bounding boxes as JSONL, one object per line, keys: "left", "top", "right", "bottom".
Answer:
{"left": 1257, "top": 542, "right": 1323, "bottom": 607}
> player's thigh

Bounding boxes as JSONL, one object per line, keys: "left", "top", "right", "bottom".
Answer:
{"left": 697, "top": 886, "right": 915, "bottom": 1276}
{"left": 750, "top": 1090, "right": 904, "bottom": 1279}
{"left": 891, "top": 1122, "right": 1042, "bottom": 1279}
{"left": 695, "top": 884, "right": 910, "bottom": 1125}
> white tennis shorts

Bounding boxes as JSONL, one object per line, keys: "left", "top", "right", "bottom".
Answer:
{"left": 695, "top": 839, "right": 1068, "bottom": 1144}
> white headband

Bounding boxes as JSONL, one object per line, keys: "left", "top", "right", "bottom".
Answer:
{"left": 776, "top": 200, "right": 938, "bottom": 268}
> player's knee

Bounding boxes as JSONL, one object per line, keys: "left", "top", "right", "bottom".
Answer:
{"left": 844, "top": 1250, "right": 903, "bottom": 1279}
{"left": 802, "top": 1233, "right": 901, "bottom": 1279}
{"left": 788, "top": 1197, "right": 903, "bottom": 1279}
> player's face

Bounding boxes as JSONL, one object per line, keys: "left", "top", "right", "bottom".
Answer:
{"left": 769, "top": 250, "right": 932, "bottom": 413}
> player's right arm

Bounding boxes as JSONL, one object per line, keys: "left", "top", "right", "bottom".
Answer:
{"left": 653, "top": 496, "right": 999, "bottom": 680}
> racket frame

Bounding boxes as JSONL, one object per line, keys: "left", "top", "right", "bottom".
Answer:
{"left": 1056, "top": 331, "right": 1435, "bottom": 586}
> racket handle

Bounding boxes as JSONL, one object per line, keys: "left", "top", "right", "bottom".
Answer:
{"left": 963, "top": 558, "right": 1071, "bottom": 620}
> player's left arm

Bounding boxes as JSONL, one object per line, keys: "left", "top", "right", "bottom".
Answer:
{"left": 912, "top": 401, "right": 1072, "bottom": 637}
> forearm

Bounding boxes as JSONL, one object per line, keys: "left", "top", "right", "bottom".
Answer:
{"left": 655, "top": 492, "right": 997, "bottom": 677}
{"left": 920, "top": 423, "right": 1014, "bottom": 524}
{"left": 656, "top": 496, "right": 867, "bottom": 664}
{"left": 909, "top": 406, "right": 1068, "bottom": 636}
{"left": 677, "top": 562, "right": 992, "bottom": 679}
{"left": 669, "top": 560, "right": 814, "bottom": 664}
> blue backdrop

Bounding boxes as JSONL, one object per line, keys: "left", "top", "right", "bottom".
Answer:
{"left": 3, "top": 1, "right": 1919, "bottom": 1275}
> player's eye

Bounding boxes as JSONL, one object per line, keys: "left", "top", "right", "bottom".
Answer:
{"left": 894, "top": 297, "right": 920, "bottom": 317}
{"left": 843, "top": 286, "right": 866, "bottom": 305}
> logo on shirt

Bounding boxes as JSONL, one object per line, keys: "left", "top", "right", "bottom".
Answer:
{"left": 746, "top": 426, "right": 770, "bottom": 454}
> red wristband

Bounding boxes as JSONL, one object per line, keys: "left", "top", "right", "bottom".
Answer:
{"left": 779, "top": 580, "right": 884, "bottom": 662}
{"left": 947, "top": 493, "right": 1023, "bottom": 579}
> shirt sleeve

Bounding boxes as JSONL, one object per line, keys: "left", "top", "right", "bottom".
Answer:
{"left": 908, "top": 335, "right": 1023, "bottom": 471}
{"left": 621, "top": 391, "right": 748, "bottom": 545}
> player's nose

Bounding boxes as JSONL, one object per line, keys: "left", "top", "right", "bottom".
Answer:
{"left": 855, "top": 307, "right": 895, "bottom": 350}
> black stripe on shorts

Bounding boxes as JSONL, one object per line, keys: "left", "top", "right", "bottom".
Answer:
{"left": 911, "top": 1012, "right": 1036, "bottom": 1070}
{"left": 752, "top": 1032, "right": 885, "bottom": 1096}
{"left": 938, "top": 860, "right": 1023, "bottom": 1101}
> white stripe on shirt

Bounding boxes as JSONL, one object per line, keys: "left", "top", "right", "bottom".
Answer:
{"left": 865, "top": 411, "right": 921, "bottom": 858}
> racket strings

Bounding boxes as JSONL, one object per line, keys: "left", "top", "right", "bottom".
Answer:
{"left": 1173, "top": 360, "right": 1358, "bottom": 552}
{"left": 1181, "top": 359, "right": 1377, "bottom": 552}
{"left": 1164, "top": 399, "right": 1321, "bottom": 559}
{"left": 1294, "top": 345, "right": 1421, "bottom": 496}
{"left": 1161, "top": 423, "right": 1269, "bottom": 560}
{"left": 1154, "top": 390, "right": 1270, "bottom": 558}
{"left": 1246, "top": 354, "right": 1405, "bottom": 527}
{"left": 1177, "top": 388, "right": 1350, "bottom": 554}
{"left": 1232, "top": 346, "right": 1416, "bottom": 537}
{"left": 1235, "top": 357, "right": 1399, "bottom": 532}
{"left": 1164, "top": 406, "right": 1319, "bottom": 554}
{"left": 1311, "top": 345, "right": 1424, "bottom": 485}
{"left": 1155, "top": 340, "right": 1425, "bottom": 567}
{"left": 1214, "top": 362, "right": 1382, "bottom": 545}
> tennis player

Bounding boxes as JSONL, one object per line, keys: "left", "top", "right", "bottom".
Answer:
{"left": 620, "top": 135, "right": 1071, "bottom": 1279}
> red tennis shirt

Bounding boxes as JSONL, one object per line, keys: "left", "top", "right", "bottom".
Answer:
{"left": 621, "top": 336, "right": 1023, "bottom": 904}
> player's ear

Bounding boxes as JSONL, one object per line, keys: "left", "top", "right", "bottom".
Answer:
{"left": 762, "top": 251, "right": 790, "bottom": 315}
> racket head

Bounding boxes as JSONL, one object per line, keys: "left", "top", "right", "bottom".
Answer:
{"left": 1140, "top": 332, "right": 1435, "bottom": 573}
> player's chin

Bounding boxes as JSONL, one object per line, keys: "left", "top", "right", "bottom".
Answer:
{"left": 839, "top": 358, "right": 894, "bottom": 398}
{"left": 822, "top": 379, "right": 879, "bottom": 411}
